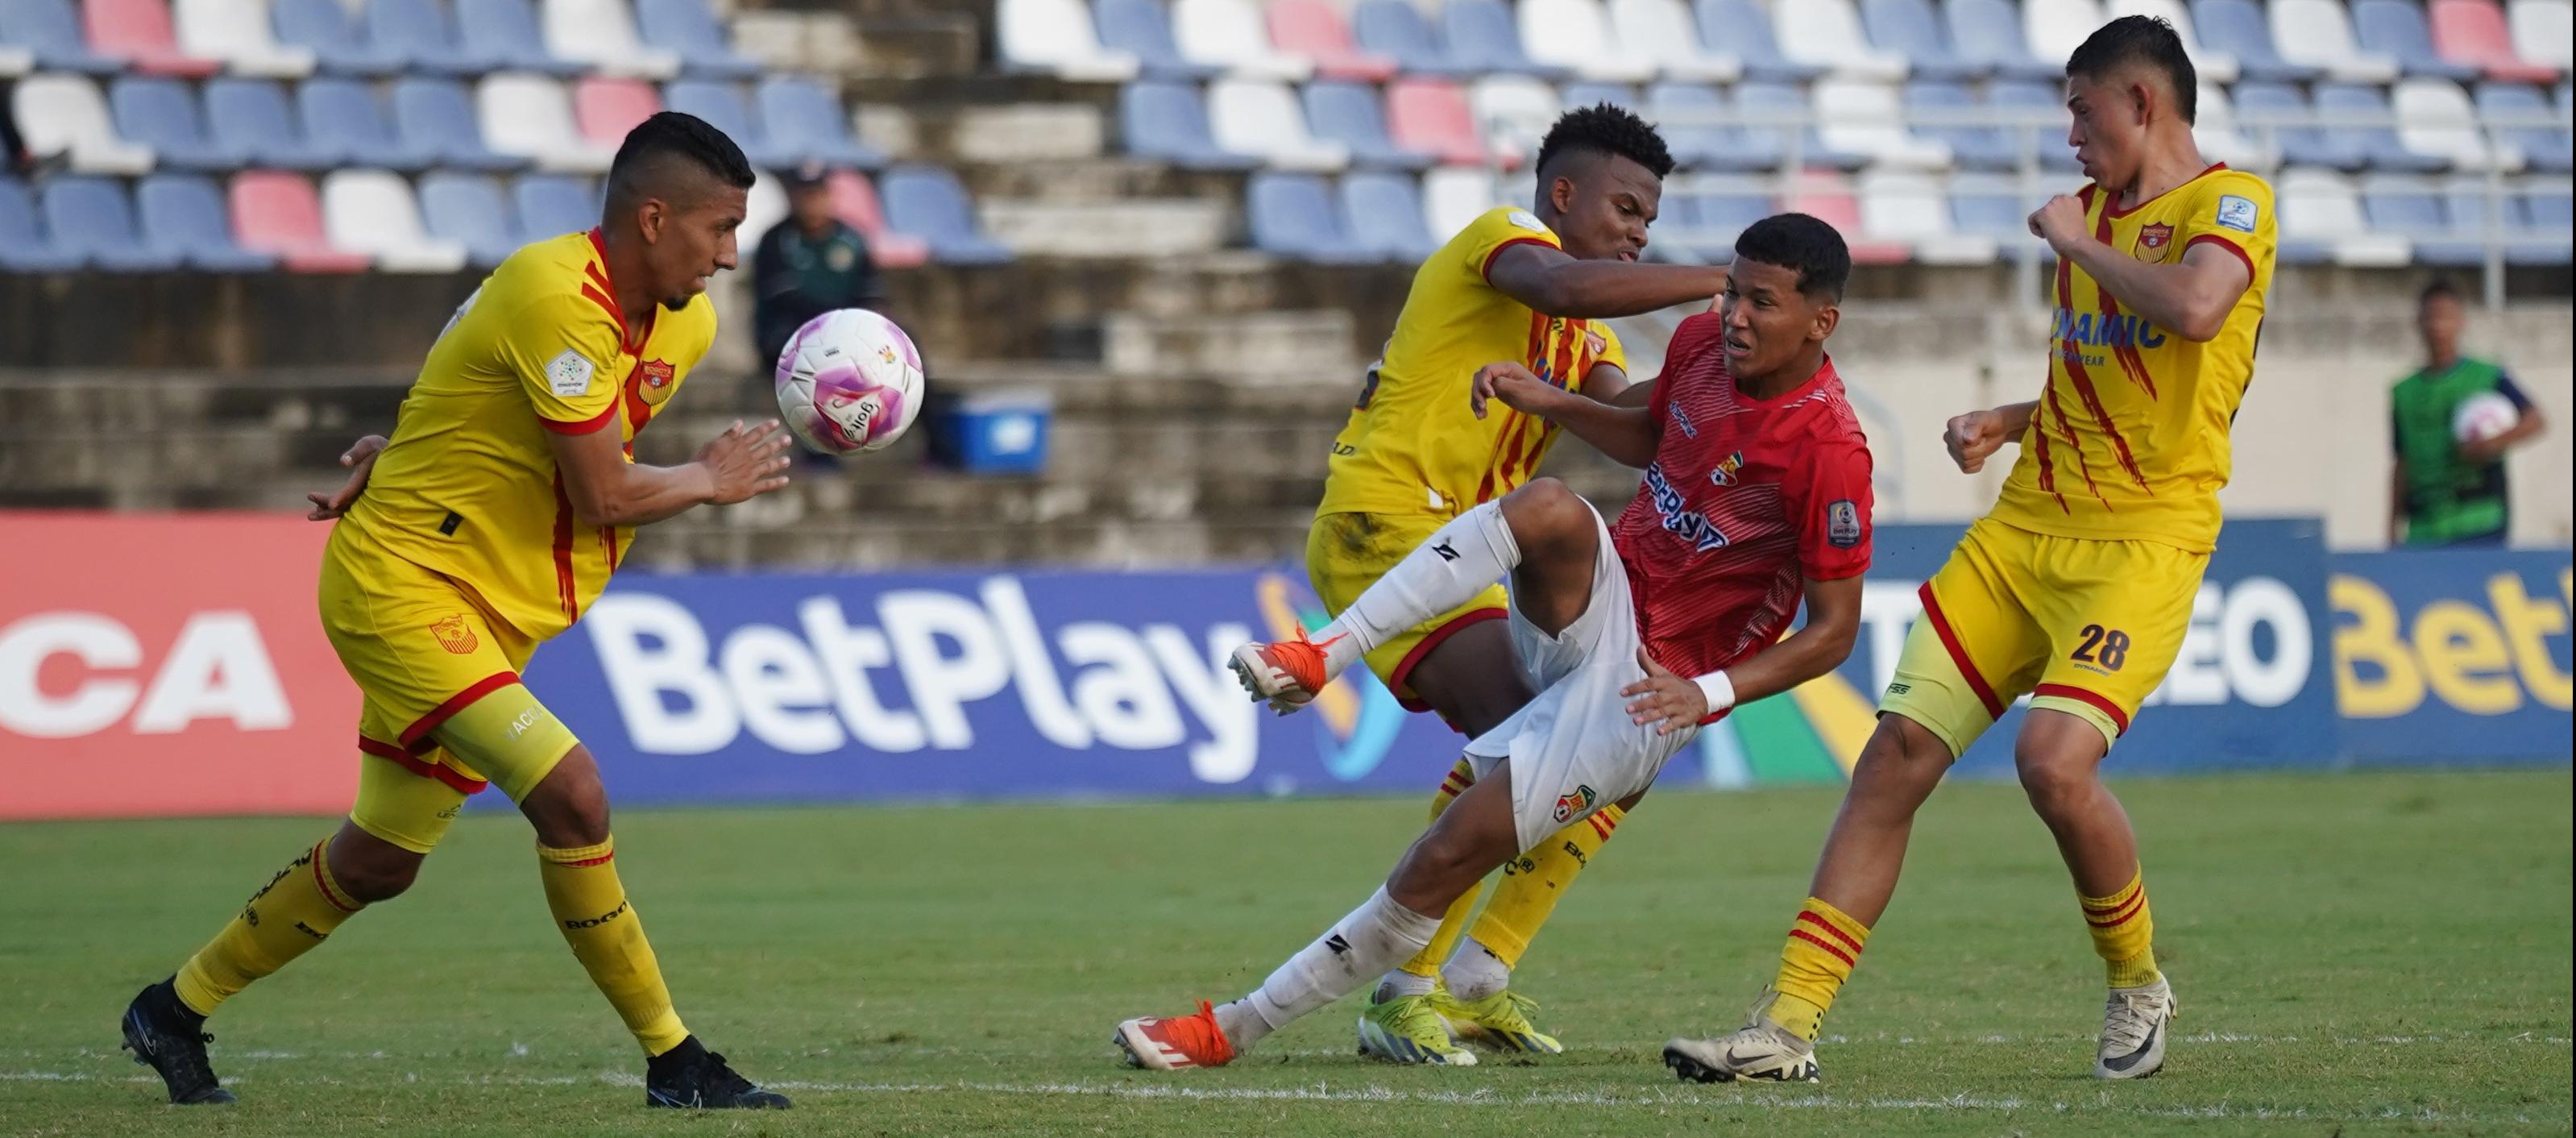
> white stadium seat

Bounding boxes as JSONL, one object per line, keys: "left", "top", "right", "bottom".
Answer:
{"left": 1173, "top": 0, "right": 1311, "bottom": 81}
{"left": 1858, "top": 171, "right": 1996, "bottom": 264}
{"left": 1422, "top": 165, "right": 1499, "bottom": 243}
{"left": 174, "top": 0, "right": 317, "bottom": 77}
{"left": 323, "top": 169, "right": 470, "bottom": 272}
{"left": 2396, "top": 77, "right": 2525, "bottom": 171}
{"left": 1469, "top": 75, "right": 1561, "bottom": 162}
{"left": 478, "top": 73, "right": 614, "bottom": 172}
{"left": 11, "top": 74, "right": 153, "bottom": 174}
{"left": 1775, "top": 0, "right": 1909, "bottom": 81}
{"left": 2105, "top": 0, "right": 2237, "bottom": 82}
{"left": 2192, "top": 83, "right": 2277, "bottom": 169}
{"left": 543, "top": 0, "right": 682, "bottom": 79}
{"left": 1209, "top": 78, "right": 1350, "bottom": 170}
{"left": 995, "top": 0, "right": 1141, "bottom": 81}
{"left": 0, "top": 44, "right": 30, "bottom": 77}
{"left": 2278, "top": 167, "right": 2411, "bottom": 265}
{"left": 2508, "top": 0, "right": 2574, "bottom": 70}
{"left": 1606, "top": 0, "right": 1740, "bottom": 82}
{"left": 743, "top": 168, "right": 789, "bottom": 247}
{"left": 1518, "top": 0, "right": 1655, "bottom": 83}
{"left": 2022, "top": 0, "right": 2107, "bottom": 73}
{"left": 2271, "top": 0, "right": 2400, "bottom": 83}
{"left": 1815, "top": 80, "right": 1952, "bottom": 168}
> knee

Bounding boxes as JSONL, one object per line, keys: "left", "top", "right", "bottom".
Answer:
{"left": 1499, "top": 478, "right": 1589, "bottom": 548}
{"left": 2014, "top": 750, "right": 2096, "bottom": 819}
{"left": 521, "top": 748, "right": 612, "bottom": 848}
{"left": 1847, "top": 717, "right": 1951, "bottom": 809}
{"left": 330, "top": 849, "right": 421, "bottom": 903}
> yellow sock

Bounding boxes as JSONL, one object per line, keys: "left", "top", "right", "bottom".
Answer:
{"left": 1463, "top": 802, "right": 1624, "bottom": 966}
{"left": 1769, "top": 897, "right": 1870, "bottom": 1042}
{"left": 174, "top": 838, "right": 364, "bottom": 1017}
{"left": 2080, "top": 870, "right": 2160, "bottom": 989}
{"left": 538, "top": 837, "right": 690, "bottom": 1056}
{"left": 1397, "top": 760, "right": 1485, "bottom": 979}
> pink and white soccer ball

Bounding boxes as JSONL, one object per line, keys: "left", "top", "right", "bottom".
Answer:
{"left": 2451, "top": 390, "right": 2519, "bottom": 445}
{"left": 774, "top": 309, "right": 924, "bottom": 455}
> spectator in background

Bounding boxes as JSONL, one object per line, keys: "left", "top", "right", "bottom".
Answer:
{"left": 2389, "top": 280, "right": 2548, "bottom": 547}
{"left": 753, "top": 162, "right": 881, "bottom": 365}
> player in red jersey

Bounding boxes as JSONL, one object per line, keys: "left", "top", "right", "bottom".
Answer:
{"left": 1112, "top": 214, "right": 1873, "bottom": 1069}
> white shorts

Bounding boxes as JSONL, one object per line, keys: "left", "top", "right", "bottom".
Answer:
{"left": 1462, "top": 501, "right": 1699, "bottom": 854}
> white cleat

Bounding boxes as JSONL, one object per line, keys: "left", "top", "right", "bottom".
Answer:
{"left": 1664, "top": 990, "right": 1819, "bottom": 1083}
{"left": 2095, "top": 978, "right": 2176, "bottom": 1080}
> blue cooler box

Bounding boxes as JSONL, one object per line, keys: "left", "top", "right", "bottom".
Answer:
{"left": 929, "top": 391, "right": 1053, "bottom": 475}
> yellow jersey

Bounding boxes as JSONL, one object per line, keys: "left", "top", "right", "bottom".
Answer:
{"left": 1992, "top": 164, "right": 2276, "bottom": 554}
{"left": 1317, "top": 206, "right": 1626, "bottom": 517}
{"left": 339, "top": 229, "right": 718, "bottom": 641}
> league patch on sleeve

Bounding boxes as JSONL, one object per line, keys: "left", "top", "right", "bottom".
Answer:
{"left": 545, "top": 349, "right": 595, "bottom": 397}
{"left": 2215, "top": 194, "right": 2258, "bottom": 234}
{"left": 1506, "top": 209, "right": 1546, "bottom": 232}
{"left": 1827, "top": 499, "right": 1863, "bottom": 548}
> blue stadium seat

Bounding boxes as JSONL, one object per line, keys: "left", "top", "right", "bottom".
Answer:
{"left": 1647, "top": 81, "right": 1775, "bottom": 170}
{"left": 880, "top": 164, "right": 1014, "bottom": 264}
{"left": 2189, "top": 0, "right": 2321, "bottom": 83}
{"left": 2350, "top": 0, "right": 2482, "bottom": 81}
{"left": 1863, "top": 0, "right": 1983, "bottom": 80}
{"left": 1561, "top": 82, "right": 1636, "bottom": 110}
{"left": 1988, "top": 79, "right": 2083, "bottom": 172}
{"left": 0, "top": 175, "right": 81, "bottom": 270}
{"left": 1736, "top": 81, "right": 1866, "bottom": 170}
{"left": 205, "top": 77, "right": 342, "bottom": 170}
{"left": 0, "top": 0, "right": 118, "bottom": 73}
{"left": 663, "top": 80, "right": 803, "bottom": 169}
{"left": 1694, "top": 0, "right": 1823, "bottom": 81}
{"left": 272, "top": 0, "right": 404, "bottom": 75}
{"left": 1906, "top": 80, "right": 2017, "bottom": 169}
{"left": 137, "top": 172, "right": 275, "bottom": 271}
{"left": 1341, "top": 170, "right": 1435, "bottom": 260}
{"left": 110, "top": 77, "right": 247, "bottom": 172}
{"left": 1679, "top": 191, "right": 1769, "bottom": 259}
{"left": 1121, "top": 80, "right": 1259, "bottom": 170}
{"left": 513, "top": 172, "right": 595, "bottom": 239}
{"left": 1247, "top": 172, "right": 1372, "bottom": 263}
{"left": 1950, "top": 183, "right": 2031, "bottom": 237}
{"left": 2438, "top": 184, "right": 2563, "bottom": 264}
{"left": 419, "top": 171, "right": 520, "bottom": 266}
{"left": 1351, "top": 0, "right": 1475, "bottom": 77}
{"left": 1940, "top": 0, "right": 2057, "bottom": 81}
{"left": 2362, "top": 181, "right": 2484, "bottom": 264}
{"left": 369, "top": 0, "right": 492, "bottom": 74}
{"left": 756, "top": 76, "right": 885, "bottom": 168}
{"left": 1304, "top": 81, "right": 1432, "bottom": 169}
{"left": 2233, "top": 81, "right": 2367, "bottom": 169}
{"left": 1095, "top": 0, "right": 1221, "bottom": 79}
{"left": 41, "top": 177, "right": 176, "bottom": 270}
{"left": 2475, "top": 83, "right": 2574, "bottom": 173}
{"left": 2522, "top": 185, "right": 2572, "bottom": 253}
{"left": 1443, "top": 0, "right": 1566, "bottom": 78}
{"left": 633, "top": 0, "right": 760, "bottom": 79}
{"left": 454, "top": 0, "right": 582, "bottom": 75}
{"left": 2316, "top": 82, "right": 2449, "bottom": 172}
{"left": 302, "top": 77, "right": 437, "bottom": 172}
{"left": 392, "top": 77, "right": 527, "bottom": 170}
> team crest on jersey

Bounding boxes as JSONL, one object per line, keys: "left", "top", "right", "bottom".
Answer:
{"left": 429, "top": 614, "right": 479, "bottom": 655}
{"left": 2133, "top": 222, "right": 2174, "bottom": 260}
{"left": 1707, "top": 451, "right": 1745, "bottom": 488}
{"left": 1552, "top": 783, "right": 1597, "bottom": 824}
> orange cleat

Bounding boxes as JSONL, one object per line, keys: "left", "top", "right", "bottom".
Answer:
{"left": 1113, "top": 1001, "right": 1238, "bottom": 1070}
{"left": 1228, "top": 630, "right": 1338, "bottom": 714}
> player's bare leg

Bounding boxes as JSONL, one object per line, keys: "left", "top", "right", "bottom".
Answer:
{"left": 2014, "top": 710, "right": 2175, "bottom": 1080}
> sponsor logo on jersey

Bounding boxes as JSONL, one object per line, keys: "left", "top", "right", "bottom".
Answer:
{"left": 545, "top": 349, "right": 595, "bottom": 397}
{"left": 1645, "top": 463, "right": 1730, "bottom": 553}
{"left": 1506, "top": 210, "right": 1546, "bottom": 233}
{"left": 1550, "top": 783, "right": 1596, "bottom": 824}
{"left": 1708, "top": 451, "right": 1744, "bottom": 488}
{"left": 1666, "top": 402, "right": 1699, "bottom": 438}
{"left": 2134, "top": 222, "right": 2174, "bottom": 260}
{"left": 2216, "top": 194, "right": 2258, "bottom": 233}
{"left": 430, "top": 614, "right": 479, "bottom": 655}
{"left": 1827, "top": 499, "right": 1862, "bottom": 548}
{"left": 2047, "top": 309, "right": 2169, "bottom": 351}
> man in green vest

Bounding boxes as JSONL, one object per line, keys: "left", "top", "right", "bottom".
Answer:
{"left": 2389, "top": 280, "right": 2548, "bottom": 547}
{"left": 753, "top": 163, "right": 884, "bottom": 367}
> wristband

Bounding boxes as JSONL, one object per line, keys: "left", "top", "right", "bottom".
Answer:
{"left": 1691, "top": 670, "right": 1736, "bottom": 715}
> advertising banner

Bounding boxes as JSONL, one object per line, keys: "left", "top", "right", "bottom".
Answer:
{"left": 2327, "top": 550, "right": 2573, "bottom": 764}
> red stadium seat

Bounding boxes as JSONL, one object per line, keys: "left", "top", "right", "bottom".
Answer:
{"left": 1786, "top": 171, "right": 1910, "bottom": 265}
{"left": 2429, "top": 0, "right": 2562, "bottom": 81}
{"left": 1266, "top": 0, "right": 1398, "bottom": 81}
{"left": 1384, "top": 78, "right": 1491, "bottom": 167}
{"left": 230, "top": 169, "right": 370, "bottom": 272}
{"left": 572, "top": 77, "right": 662, "bottom": 147}
{"left": 81, "top": 0, "right": 218, "bottom": 76}
{"left": 824, "top": 170, "right": 931, "bottom": 269}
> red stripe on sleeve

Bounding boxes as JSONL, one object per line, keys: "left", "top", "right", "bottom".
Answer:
{"left": 2184, "top": 233, "right": 2255, "bottom": 280}
{"left": 1479, "top": 236, "right": 1556, "bottom": 283}
{"left": 539, "top": 403, "right": 618, "bottom": 434}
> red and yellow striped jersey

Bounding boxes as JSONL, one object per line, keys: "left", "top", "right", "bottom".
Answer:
{"left": 1317, "top": 206, "right": 1626, "bottom": 517}
{"left": 338, "top": 229, "right": 717, "bottom": 641}
{"left": 1991, "top": 164, "right": 2276, "bottom": 553}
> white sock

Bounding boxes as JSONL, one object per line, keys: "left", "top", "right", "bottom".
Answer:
{"left": 1442, "top": 937, "right": 1512, "bottom": 1003}
{"left": 1313, "top": 501, "right": 1520, "bottom": 677}
{"left": 1375, "top": 969, "right": 1437, "bottom": 1002}
{"left": 1223, "top": 887, "right": 1442, "bottom": 1052}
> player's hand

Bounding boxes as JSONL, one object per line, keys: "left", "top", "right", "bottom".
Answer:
{"left": 2027, "top": 194, "right": 2089, "bottom": 255}
{"left": 2458, "top": 435, "right": 2510, "bottom": 466}
{"left": 695, "top": 419, "right": 794, "bottom": 505}
{"left": 1471, "top": 361, "right": 1562, "bottom": 420}
{"left": 1620, "top": 648, "right": 1706, "bottom": 736}
{"left": 1944, "top": 409, "right": 2010, "bottom": 474}
{"left": 305, "top": 434, "right": 390, "bottom": 520}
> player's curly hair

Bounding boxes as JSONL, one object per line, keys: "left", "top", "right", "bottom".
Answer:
{"left": 2065, "top": 15, "right": 2198, "bottom": 125}
{"left": 606, "top": 111, "right": 757, "bottom": 213}
{"left": 1534, "top": 103, "right": 1675, "bottom": 181}
{"left": 1733, "top": 213, "right": 1852, "bottom": 301}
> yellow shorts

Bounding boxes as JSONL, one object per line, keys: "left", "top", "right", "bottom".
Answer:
{"left": 1305, "top": 511, "right": 1507, "bottom": 718}
{"left": 318, "top": 525, "right": 581, "bottom": 852}
{"left": 1880, "top": 517, "right": 2206, "bottom": 758}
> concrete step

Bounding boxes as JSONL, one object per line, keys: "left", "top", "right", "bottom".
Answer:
{"left": 956, "top": 159, "right": 1239, "bottom": 206}
{"left": 934, "top": 104, "right": 1107, "bottom": 164}
{"left": 1102, "top": 309, "right": 1359, "bottom": 379}
{"left": 979, "top": 198, "right": 1232, "bottom": 259}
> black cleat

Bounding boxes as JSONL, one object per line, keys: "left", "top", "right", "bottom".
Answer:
{"left": 120, "top": 979, "right": 235, "bottom": 1105}
{"left": 643, "top": 1036, "right": 791, "bottom": 1109}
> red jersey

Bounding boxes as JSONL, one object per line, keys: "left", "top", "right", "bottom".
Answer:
{"left": 1609, "top": 314, "right": 1875, "bottom": 692}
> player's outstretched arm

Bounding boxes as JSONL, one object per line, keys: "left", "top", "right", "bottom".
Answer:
{"left": 1486, "top": 243, "right": 1727, "bottom": 320}
{"left": 549, "top": 417, "right": 792, "bottom": 528}
{"left": 1621, "top": 575, "right": 1865, "bottom": 734}
{"left": 1473, "top": 361, "right": 1658, "bottom": 467}
{"left": 305, "top": 434, "right": 390, "bottom": 520}
{"left": 2029, "top": 196, "right": 2251, "bottom": 343}
{"left": 1944, "top": 401, "right": 2038, "bottom": 474}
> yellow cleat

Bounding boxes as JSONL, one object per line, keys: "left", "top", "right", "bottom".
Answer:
{"left": 1431, "top": 988, "right": 1564, "bottom": 1055}
{"left": 1356, "top": 993, "right": 1478, "bottom": 1066}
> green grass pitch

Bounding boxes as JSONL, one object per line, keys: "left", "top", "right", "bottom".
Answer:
{"left": 3, "top": 770, "right": 2568, "bottom": 1136}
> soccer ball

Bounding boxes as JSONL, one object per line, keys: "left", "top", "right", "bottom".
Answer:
{"left": 774, "top": 308, "right": 925, "bottom": 455}
{"left": 2451, "top": 390, "right": 2518, "bottom": 445}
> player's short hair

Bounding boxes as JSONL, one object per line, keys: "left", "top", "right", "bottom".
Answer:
{"left": 604, "top": 111, "right": 756, "bottom": 215}
{"left": 1732, "top": 213, "right": 1851, "bottom": 302}
{"left": 2420, "top": 278, "right": 2465, "bottom": 306}
{"left": 2065, "top": 15, "right": 2198, "bottom": 125}
{"left": 1534, "top": 103, "right": 1675, "bottom": 181}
